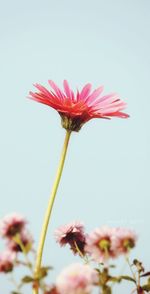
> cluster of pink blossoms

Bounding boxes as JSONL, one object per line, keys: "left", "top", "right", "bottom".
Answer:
{"left": 55, "top": 221, "right": 137, "bottom": 263}
{"left": 53, "top": 222, "right": 137, "bottom": 294}
{"left": 0, "top": 214, "right": 145, "bottom": 294}
{"left": 0, "top": 213, "right": 33, "bottom": 273}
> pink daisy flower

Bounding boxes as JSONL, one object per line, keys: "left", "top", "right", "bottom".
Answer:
{"left": 113, "top": 227, "right": 137, "bottom": 254}
{"left": 54, "top": 221, "right": 86, "bottom": 255}
{"left": 29, "top": 80, "right": 129, "bottom": 131}
{"left": 85, "top": 226, "right": 118, "bottom": 263}
{"left": 0, "top": 250, "right": 16, "bottom": 273}
{"left": 7, "top": 230, "right": 33, "bottom": 253}
{"left": 56, "top": 263, "right": 98, "bottom": 294}
{"left": 0, "top": 213, "right": 26, "bottom": 239}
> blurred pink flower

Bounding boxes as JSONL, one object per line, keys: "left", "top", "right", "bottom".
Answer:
{"left": 54, "top": 221, "right": 86, "bottom": 255}
{"left": 7, "top": 230, "right": 33, "bottom": 253}
{"left": 44, "top": 285, "right": 59, "bottom": 294}
{"left": 56, "top": 263, "right": 98, "bottom": 294}
{"left": 29, "top": 80, "right": 129, "bottom": 131}
{"left": 0, "top": 250, "right": 16, "bottom": 273}
{"left": 0, "top": 213, "right": 26, "bottom": 238}
{"left": 113, "top": 227, "right": 137, "bottom": 254}
{"left": 85, "top": 226, "right": 118, "bottom": 263}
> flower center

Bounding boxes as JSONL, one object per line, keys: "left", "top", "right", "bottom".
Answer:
{"left": 123, "top": 239, "right": 135, "bottom": 250}
{"left": 98, "top": 239, "right": 110, "bottom": 251}
{"left": 7, "top": 223, "right": 23, "bottom": 237}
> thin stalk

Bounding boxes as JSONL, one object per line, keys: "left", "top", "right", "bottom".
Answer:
{"left": 73, "top": 240, "right": 89, "bottom": 263}
{"left": 74, "top": 241, "right": 84, "bottom": 258}
{"left": 13, "top": 234, "right": 33, "bottom": 273}
{"left": 33, "top": 130, "right": 71, "bottom": 294}
{"left": 125, "top": 255, "right": 137, "bottom": 282}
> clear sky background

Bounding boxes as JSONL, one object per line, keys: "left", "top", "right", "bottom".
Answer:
{"left": 0, "top": 0, "right": 150, "bottom": 293}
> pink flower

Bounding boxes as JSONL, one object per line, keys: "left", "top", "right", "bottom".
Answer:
{"left": 7, "top": 230, "right": 33, "bottom": 253}
{"left": 113, "top": 227, "right": 137, "bottom": 254}
{"left": 56, "top": 263, "right": 98, "bottom": 294}
{"left": 29, "top": 80, "right": 129, "bottom": 131}
{"left": 54, "top": 221, "right": 86, "bottom": 255}
{"left": 44, "top": 285, "right": 59, "bottom": 294}
{"left": 0, "top": 250, "right": 16, "bottom": 273}
{"left": 85, "top": 226, "right": 118, "bottom": 263}
{"left": 0, "top": 213, "right": 26, "bottom": 239}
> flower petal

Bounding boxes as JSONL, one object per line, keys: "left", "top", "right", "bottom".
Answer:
{"left": 48, "top": 80, "right": 65, "bottom": 99}
{"left": 63, "top": 80, "right": 74, "bottom": 101}
{"left": 79, "top": 83, "right": 92, "bottom": 100}
{"left": 85, "top": 86, "right": 104, "bottom": 105}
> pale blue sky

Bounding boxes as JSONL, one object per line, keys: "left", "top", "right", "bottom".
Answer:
{"left": 0, "top": 0, "right": 150, "bottom": 293}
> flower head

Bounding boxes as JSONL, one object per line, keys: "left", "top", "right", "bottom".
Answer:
{"left": 0, "top": 213, "right": 26, "bottom": 239}
{"left": 44, "top": 285, "right": 59, "bottom": 294}
{"left": 113, "top": 227, "right": 137, "bottom": 254}
{"left": 0, "top": 250, "right": 16, "bottom": 273}
{"left": 85, "top": 226, "right": 118, "bottom": 263}
{"left": 29, "top": 80, "right": 129, "bottom": 131}
{"left": 7, "top": 230, "right": 33, "bottom": 253}
{"left": 54, "top": 221, "right": 86, "bottom": 255}
{"left": 56, "top": 263, "right": 98, "bottom": 294}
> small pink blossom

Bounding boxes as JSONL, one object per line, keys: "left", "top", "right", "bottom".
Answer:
{"left": 56, "top": 263, "right": 98, "bottom": 294}
{"left": 0, "top": 213, "right": 26, "bottom": 239}
{"left": 7, "top": 230, "right": 33, "bottom": 253}
{"left": 85, "top": 226, "right": 118, "bottom": 263}
{"left": 29, "top": 80, "right": 129, "bottom": 131}
{"left": 0, "top": 250, "right": 16, "bottom": 273}
{"left": 44, "top": 285, "right": 59, "bottom": 294}
{"left": 54, "top": 221, "right": 86, "bottom": 255}
{"left": 113, "top": 227, "right": 137, "bottom": 254}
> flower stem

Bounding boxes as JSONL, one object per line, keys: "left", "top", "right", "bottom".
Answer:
{"left": 125, "top": 255, "right": 137, "bottom": 282}
{"left": 73, "top": 241, "right": 89, "bottom": 263}
{"left": 33, "top": 130, "right": 71, "bottom": 293}
{"left": 13, "top": 234, "right": 33, "bottom": 273}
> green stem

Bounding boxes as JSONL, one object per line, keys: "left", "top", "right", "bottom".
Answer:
{"left": 13, "top": 234, "right": 33, "bottom": 272}
{"left": 74, "top": 241, "right": 84, "bottom": 258}
{"left": 33, "top": 130, "right": 71, "bottom": 294}
{"left": 125, "top": 255, "right": 137, "bottom": 282}
{"left": 73, "top": 241, "right": 89, "bottom": 263}
{"left": 125, "top": 255, "right": 138, "bottom": 293}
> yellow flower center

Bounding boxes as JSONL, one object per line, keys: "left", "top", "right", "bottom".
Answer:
{"left": 98, "top": 239, "right": 110, "bottom": 251}
{"left": 123, "top": 239, "right": 135, "bottom": 250}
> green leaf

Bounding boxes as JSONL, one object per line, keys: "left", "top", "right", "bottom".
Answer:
{"left": 22, "top": 275, "right": 34, "bottom": 283}
{"left": 142, "top": 284, "right": 150, "bottom": 291}
{"left": 109, "top": 264, "right": 116, "bottom": 268}
{"left": 41, "top": 266, "right": 53, "bottom": 271}
{"left": 38, "top": 266, "right": 53, "bottom": 279}
{"left": 119, "top": 275, "right": 136, "bottom": 284}
{"left": 140, "top": 272, "right": 150, "bottom": 277}
{"left": 95, "top": 268, "right": 101, "bottom": 274}
{"left": 102, "top": 285, "right": 112, "bottom": 294}
{"left": 109, "top": 276, "right": 122, "bottom": 283}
